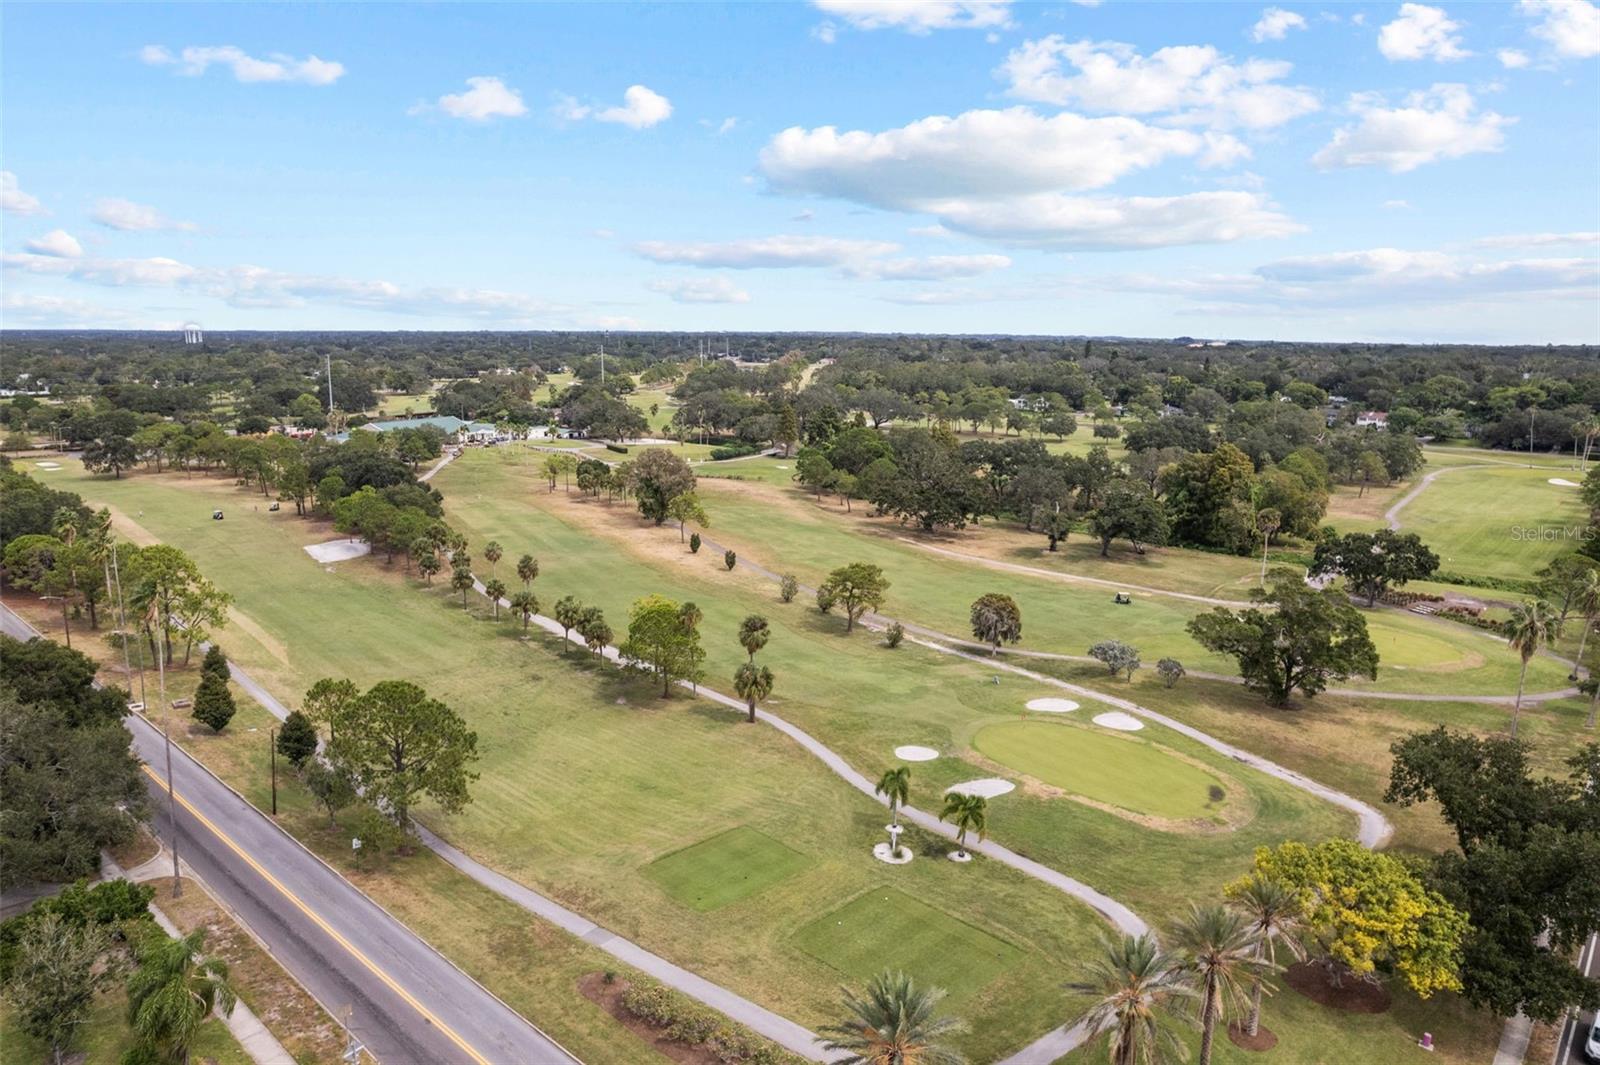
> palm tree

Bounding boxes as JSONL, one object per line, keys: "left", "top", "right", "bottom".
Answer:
{"left": 1227, "top": 876, "right": 1305, "bottom": 1039}
{"left": 450, "top": 566, "right": 474, "bottom": 606}
{"left": 1506, "top": 599, "right": 1553, "bottom": 737}
{"left": 483, "top": 540, "right": 502, "bottom": 575}
{"left": 516, "top": 553, "right": 539, "bottom": 588}
{"left": 417, "top": 552, "right": 441, "bottom": 584}
{"left": 1567, "top": 568, "right": 1600, "bottom": 681}
{"left": 509, "top": 590, "right": 540, "bottom": 633}
{"left": 1170, "top": 904, "right": 1275, "bottom": 1065}
{"left": 483, "top": 577, "right": 507, "bottom": 620}
{"left": 733, "top": 661, "right": 774, "bottom": 724}
{"left": 1068, "top": 933, "right": 1195, "bottom": 1065}
{"left": 875, "top": 766, "right": 911, "bottom": 832}
{"left": 125, "top": 929, "right": 237, "bottom": 1065}
{"left": 938, "top": 792, "right": 987, "bottom": 859}
{"left": 819, "top": 970, "right": 967, "bottom": 1065}
{"left": 738, "top": 614, "right": 771, "bottom": 662}
{"left": 1254, "top": 508, "right": 1281, "bottom": 586}
{"left": 677, "top": 600, "right": 703, "bottom": 633}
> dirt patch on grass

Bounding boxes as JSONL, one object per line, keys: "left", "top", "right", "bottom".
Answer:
{"left": 101, "top": 503, "right": 162, "bottom": 546}
{"left": 1285, "top": 961, "right": 1392, "bottom": 1014}
{"left": 1227, "top": 1021, "right": 1278, "bottom": 1051}
{"left": 576, "top": 972, "right": 718, "bottom": 1065}
{"left": 149, "top": 876, "right": 349, "bottom": 1064}
{"left": 107, "top": 824, "right": 160, "bottom": 871}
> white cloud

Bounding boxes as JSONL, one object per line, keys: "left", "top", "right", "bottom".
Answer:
{"left": 1251, "top": 8, "right": 1309, "bottom": 41}
{"left": 811, "top": 0, "right": 1013, "bottom": 34}
{"left": 426, "top": 76, "right": 528, "bottom": 122}
{"left": 633, "top": 235, "right": 900, "bottom": 268}
{"left": 909, "top": 224, "right": 953, "bottom": 237}
{"left": 1471, "top": 231, "right": 1600, "bottom": 247}
{"left": 24, "top": 230, "right": 83, "bottom": 258}
{"left": 1, "top": 172, "right": 44, "bottom": 216}
{"left": 1313, "top": 83, "right": 1510, "bottom": 172}
{"left": 557, "top": 85, "right": 673, "bottom": 129}
{"left": 841, "top": 254, "right": 1012, "bottom": 280}
{"left": 1, "top": 251, "right": 566, "bottom": 321}
{"left": 1383, "top": 198, "right": 1413, "bottom": 209}
{"left": 648, "top": 276, "right": 752, "bottom": 303}
{"left": 924, "top": 191, "right": 1301, "bottom": 249}
{"left": 700, "top": 116, "right": 739, "bottom": 134}
{"left": 1378, "top": 4, "right": 1471, "bottom": 61}
{"left": 1497, "top": 47, "right": 1531, "bottom": 67}
{"left": 997, "top": 37, "right": 1319, "bottom": 130}
{"left": 91, "top": 198, "right": 197, "bottom": 232}
{"left": 1, "top": 293, "right": 153, "bottom": 327}
{"left": 140, "top": 44, "right": 345, "bottom": 85}
{"left": 1518, "top": 0, "right": 1600, "bottom": 58}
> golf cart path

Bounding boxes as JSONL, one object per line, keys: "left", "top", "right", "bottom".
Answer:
{"left": 1385, "top": 463, "right": 1494, "bottom": 530}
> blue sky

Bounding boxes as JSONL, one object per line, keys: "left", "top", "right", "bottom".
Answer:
{"left": 2, "top": 1, "right": 1597, "bottom": 341}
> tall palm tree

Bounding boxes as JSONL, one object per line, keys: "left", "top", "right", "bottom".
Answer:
{"left": 738, "top": 614, "right": 771, "bottom": 662}
{"left": 483, "top": 540, "right": 502, "bottom": 575}
{"left": 1567, "top": 568, "right": 1600, "bottom": 681}
{"left": 1227, "top": 876, "right": 1305, "bottom": 1038}
{"left": 1170, "top": 904, "right": 1275, "bottom": 1065}
{"left": 509, "top": 590, "right": 540, "bottom": 633}
{"left": 516, "top": 553, "right": 539, "bottom": 588}
{"left": 876, "top": 766, "right": 912, "bottom": 832}
{"left": 483, "top": 577, "right": 507, "bottom": 620}
{"left": 1505, "top": 599, "right": 1553, "bottom": 737}
{"left": 819, "top": 970, "right": 967, "bottom": 1065}
{"left": 125, "top": 929, "right": 237, "bottom": 1065}
{"left": 1254, "top": 508, "right": 1281, "bottom": 587}
{"left": 1068, "top": 933, "right": 1195, "bottom": 1065}
{"left": 733, "top": 661, "right": 774, "bottom": 724}
{"left": 938, "top": 792, "right": 987, "bottom": 859}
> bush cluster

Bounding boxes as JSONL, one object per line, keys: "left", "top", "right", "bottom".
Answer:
{"left": 619, "top": 981, "right": 807, "bottom": 1065}
{"left": 709, "top": 443, "right": 760, "bottom": 461}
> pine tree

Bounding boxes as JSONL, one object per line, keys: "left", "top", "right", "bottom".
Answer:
{"left": 276, "top": 710, "right": 319, "bottom": 767}
{"left": 192, "top": 672, "right": 236, "bottom": 733}
{"left": 200, "top": 643, "right": 229, "bottom": 682}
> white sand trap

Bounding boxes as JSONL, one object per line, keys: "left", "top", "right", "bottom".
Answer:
{"left": 304, "top": 540, "right": 371, "bottom": 564}
{"left": 1094, "top": 711, "right": 1145, "bottom": 732}
{"left": 945, "top": 778, "right": 1016, "bottom": 798}
{"left": 1025, "top": 697, "right": 1080, "bottom": 713}
{"left": 33, "top": 461, "right": 61, "bottom": 470}
{"left": 1550, "top": 478, "right": 1580, "bottom": 487}
{"left": 774, "top": 464, "right": 790, "bottom": 469}
{"left": 894, "top": 745, "right": 940, "bottom": 762}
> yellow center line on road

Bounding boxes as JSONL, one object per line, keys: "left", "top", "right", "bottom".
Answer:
{"left": 140, "top": 763, "right": 492, "bottom": 1065}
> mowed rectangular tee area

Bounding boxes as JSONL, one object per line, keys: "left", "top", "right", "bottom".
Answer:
{"left": 645, "top": 826, "right": 810, "bottom": 911}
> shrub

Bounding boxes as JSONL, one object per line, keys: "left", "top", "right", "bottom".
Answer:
{"left": 815, "top": 585, "right": 836, "bottom": 614}
{"left": 709, "top": 443, "right": 759, "bottom": 461}
{"left": 191, "top": 672, "right": 236, "bottom": 732}
{"left": 276, "top": 710, "right": 319, "bottom": 768}
{"left": 604, "top": 443, "right": 629, "bottom": 455}
{"left": 689, "top": 532, "right": 702, "bottom": 554}
{"left": 779, "top": 574, "right": 798, "bottom": 603}
{"left": 724, "top": 550, "right": 737, "bottom": 571}
{"left": 1207, "top": 784, "right": 1226, "bottom": 803}
{"left": 1156, "top": 657, "right": 1185, "bottom": 688}
{"left": 885, "top": 622, "right": 905, "bottom": 648}
{"left": 619, "top": 980, "right": 807, "bottom": 1065}
{"left": 1088, "top": 639, "right": 1141, "bottom": 679}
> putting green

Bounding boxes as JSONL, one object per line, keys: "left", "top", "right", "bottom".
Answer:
{"left": 644, "top": 827, "right": 810, "bottom": 911}
{"left": 974, "top": 720, "right": 1227, "bottom": 821}
{"left": 1364, "top": 615, "right": 1478, "bottom": 671}
{"left": 794, "top": 887, "right": 1022, "bottom": 1003}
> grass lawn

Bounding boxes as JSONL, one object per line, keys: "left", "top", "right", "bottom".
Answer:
{"left": 793, "top": 887, "right": 1023, "bottom": 1006}
{"left": 1398, "top": 464, "right": 1588, "bottom": 581}
{"left": 644, "top": 826, "right": 811, "bottom": 912}
{"left": 373, "top": 391, "right": 433, "bottom": 417}
{"left": 46, "top": 459, "right": 1112, "bottom": 1062}
{"left": 623, "top": 385, "right": 680, "bottom": 434}
{"left": 701, "top": 454, "right": 801, "bottom": 488}
{"left": 974, "top": 720, "right": 1229, "bottom": 821}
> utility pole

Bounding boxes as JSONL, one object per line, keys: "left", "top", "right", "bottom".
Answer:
{"left": 1529, "top": 407, "right": 1536, "bottom": 467}
{"left": 269, "top": 728, "right": 278, "bottom": 815}
{"left": 150, "top": 600, "right": 181, "bottom": 897}
{"left": 600, "top": 331, "right": 607, "bottom": 386}
{"left": 111, "top": 544, "right": 146, "bottom": 709}
{"left": 325, "top": 351, "right": 335, "bottom": 413}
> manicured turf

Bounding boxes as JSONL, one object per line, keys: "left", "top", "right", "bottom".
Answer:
{"left": 974, "top": 720, "right": 1227, "bottom": 820}
{"left": 645, "top": 827, "right": 811, "bottom": 911}
{"left": 1398, "top": 464, "right": 1588, "bottom": 581}
{"left": 794, "top": 887, "right": 1022, "bottom": 1003}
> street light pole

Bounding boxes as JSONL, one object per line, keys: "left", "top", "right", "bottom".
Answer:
{"left": 152, "top": 604, "right": 181, "bottom": 898}
{"left": 269, "top": 728, "right": 278, "bottom": 816}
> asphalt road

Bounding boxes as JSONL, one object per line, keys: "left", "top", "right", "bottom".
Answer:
{"left": 2, "top": 601, "right": 580, "bottom": 1065}
{"left": 1556, "top": 933, "right": 1600, "bottom": 1065}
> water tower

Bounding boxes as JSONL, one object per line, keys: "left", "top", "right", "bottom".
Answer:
{"left": 182, "top": 322, "right": 204, "bottom": 345}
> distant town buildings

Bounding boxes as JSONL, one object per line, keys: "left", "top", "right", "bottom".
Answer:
{"left": 1355, "top": 411, "right": 1389, "bottom": 428}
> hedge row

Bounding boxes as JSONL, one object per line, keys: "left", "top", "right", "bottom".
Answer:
{"left": 619, "top": 981, "right": 808, "bottom": 1065}
{"left": 1433, "top": 571, "right": 1537, "bottom": 595}
{"left": 709, "top": 443, "right": 761, "bottom": 461}
{"left": 605, "top": 443, "right": 630, "bottom": 455}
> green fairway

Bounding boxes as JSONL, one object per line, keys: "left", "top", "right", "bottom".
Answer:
{"left": 1397, "top": 464, "right": 1588, "bottom": 581}
{"left": 794, "top": 887, "right": 1023, "bottom": 1004}
{"left": 974, "top": 720, "right": 1228, "bottom": 821}
{"left": 374, "top": 391, "right": 433, "bottom": 416}
{"left": 645, "top": 827, "right": 811, "bottom": 911}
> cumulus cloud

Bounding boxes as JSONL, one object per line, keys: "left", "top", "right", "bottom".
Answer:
{"left": 841, "top": 254, "right": 1012, "bottom": 279}
{"left": 648, "top": 276, "right": 752, "bottom": 303}
{"left": 24, "top": 230, "right": 83, "bottom": 258}
{"left": 1251, "top": 8, "right": 1308, "bottom": 41}
{"left": 1518, "top": 0, "right": 1600, "bottom": 58}
{"left": 557, "top": 85, "right": 673, "bottom": 129}
{"left": 924, "top": 191, "right": 1301, "bottom": 249}
{"left": 811, "top": 0, "right": 1013, "bottom": 34}
{"left": 1313, "top": 83, "right": 1510, "bottom": 172}
{"left": 633, "top": 235, "right": 899, "bottom": 268}
{"left": 421, "top": 76, "right": 528, "bottom": 122}
{"left": 91, "top": 198, "right": 197, "bottom": 232}
{"left": 997, "top": 37, "right": 1319, "bottom": 130}
{"left": 139, "top": 44, "right": 345, "bottom": 84}
{"left": 1, "top": 172, "right": 44, "bottom": 215}
{"left": 1, "top": 251, "right": 565, "bottom": 321}
{"left": 1471, "top": 231, "right": 1600, "bottom": 247}
{"left": 1378, "top": 4, "right": 1471, "bottom": 61}
{"left": 1497, "top": 47, "right": 1531, "bottom": 67}
{"left": 1, "top": 293, "right": 152, "bottom": 327}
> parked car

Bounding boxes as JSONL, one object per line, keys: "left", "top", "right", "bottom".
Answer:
{"left": 1584, "top": 1013, "right": 1600, "bottom": 1062}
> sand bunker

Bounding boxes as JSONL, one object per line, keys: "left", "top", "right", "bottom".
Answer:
{"left": 33, "top": 461, "right": 61, "bottom": 470}
{"left": 1093, "top": 711, "right": 1145, "bottom": 732}
{"left": 945, "top": 778, "right": 1016, "bottom": 798}
{"left": 1549, "top": 478, "right": 1580, "bottom": 487}
{"left": 304, "top": 540, "right": 371, "bottom": 564}
{"left": 1025, "top": 697, "right": 1080, "bottom": 713}
{"left": 894, "top": 745, "right": 940, "bottom": 762}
